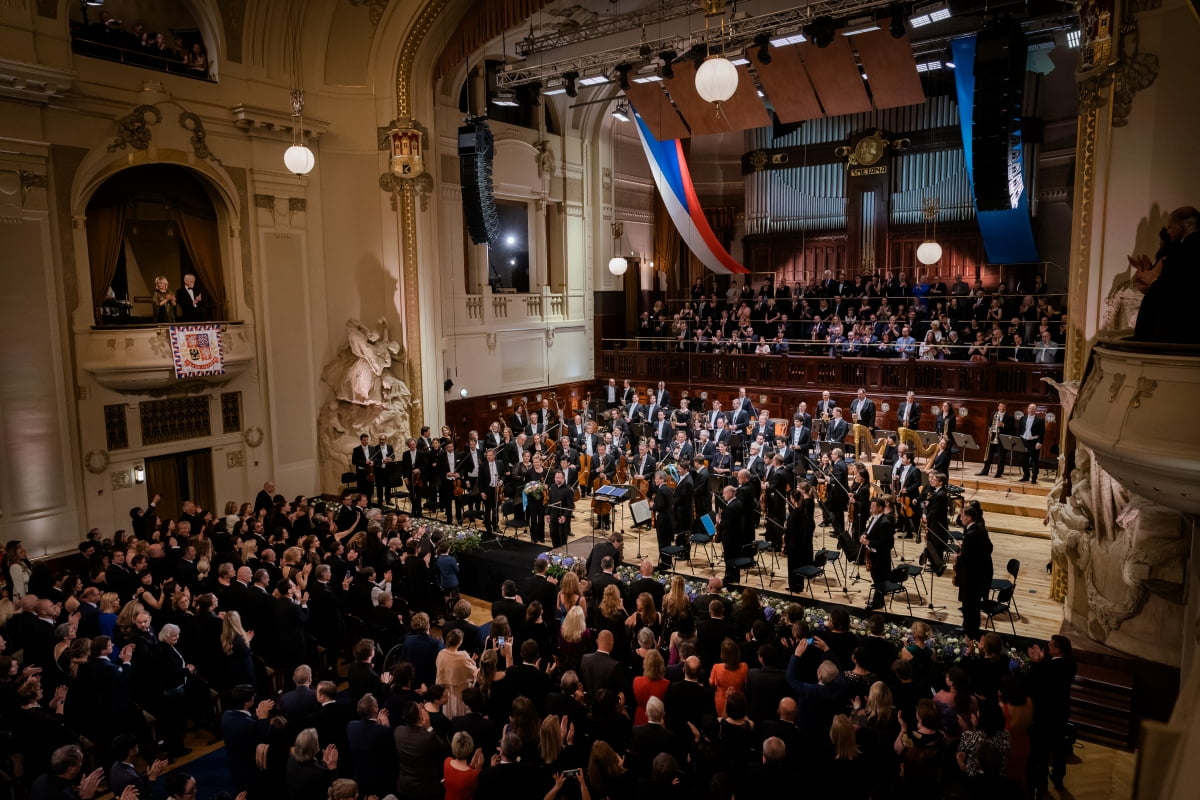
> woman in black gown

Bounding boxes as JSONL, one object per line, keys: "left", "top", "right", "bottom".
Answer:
{"left": 786, "top": 483, "right": 816, "bottom": 592}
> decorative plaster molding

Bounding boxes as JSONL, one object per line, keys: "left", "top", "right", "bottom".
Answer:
{"left": 229, "top": 105, "right": 329, "bottom": 141}
{"left": 179, "top": 110, "right": 222, "bottom": 164}
{"left": 0, "top": 58, "right": 73, "bottom": 103}
{"left": 108, "top": 105, "right": 162, "bottom": 152}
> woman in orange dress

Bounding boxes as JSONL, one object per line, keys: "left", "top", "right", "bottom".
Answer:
{"left": 708, "top": 638, "right": 749, "bottom": 718}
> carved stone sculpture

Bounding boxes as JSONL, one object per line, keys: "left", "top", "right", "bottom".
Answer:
{"left": 318, "top": 318, "right": 415, "bottom": 493}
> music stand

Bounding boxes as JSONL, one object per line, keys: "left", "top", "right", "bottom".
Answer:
{"left": 630, "top": 499, "right": 651, "bottom": 526}
{"left": 999, "top": 434, "right": 1028, "bottom": 472}
{"left": 952, "top": 433, "right": 979, "bottom": 471}
{"left": 870, "top": 464, "right": 892, "bottom": 488}
{"left": 729, "top": 432, "right": 745, "bottom": 461}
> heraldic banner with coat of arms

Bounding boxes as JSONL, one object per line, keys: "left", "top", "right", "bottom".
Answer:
{"left": 168, "top": 324, "right": 225, "bottom": 378}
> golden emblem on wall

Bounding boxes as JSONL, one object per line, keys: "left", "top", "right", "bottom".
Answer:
{"left": 389, "top": 121, "right": 426, "bottom": 178}
{"left": 852, "top": 130, "right": 887, "bottom": 166}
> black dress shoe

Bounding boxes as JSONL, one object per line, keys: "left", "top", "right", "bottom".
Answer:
{"left": 976, "top": 470, "right": 990, "bottom": 476}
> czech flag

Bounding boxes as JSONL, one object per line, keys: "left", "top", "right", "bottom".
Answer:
{"left": 631, "top": 108, "right": 749, "bottom": 275}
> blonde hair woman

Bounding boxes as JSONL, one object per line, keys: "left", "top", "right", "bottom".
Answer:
{"left": 556, "top": 605, "right": 592, "bottom": 674}
{"left": 152, "top": 275, "right": 177, "bottom": 323}
{"left": 662, "top": 574, "right": 689, "bottom": 620}
{"left": 556, "top": 570, "right": 587, "bottom": 618}
{"left": 220, "top": 610, "right": 256, "bottom": 688}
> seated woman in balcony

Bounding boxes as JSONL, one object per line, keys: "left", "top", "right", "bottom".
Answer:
{"left": 152, "top": 275, "right": 178, "bottom": 323}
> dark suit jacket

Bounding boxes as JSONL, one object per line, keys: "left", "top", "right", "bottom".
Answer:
{"left": 957, "top": 522, "right": 994, "bottom": 601}
{"left": 476, "top": 760, "right": 550, "bottom": 800}
{"left": 629, "top": 723, "right": 684, "bottom": 778}
{"left": 590, "top": 571, "right": 625, "bottom": 601}
{"left": 586, "top": 541, "right": 621, "bottom": 575}
{"left": 520, "top": 575, "right": 559, "bottom": 619}
{"left": 580, "top": 650, "right": 626, "bottom": 696}
{"left": 503, "top": 662, "right": 552, "bottom": 713}
{"left": 663, "top": 679, "right": 716, "bottom": 735}
{"left": 308, "top": 700, "right": 354, "bottom": 754}
{"left": 897, "top": 401, "right": 922, "bottom": 429}
{"left": 175, "top": 285, "right": 205, "bottom": 320}
{"left": 745, "top": 666, "right": 790, "bottom": 723}
{"left": 279, "top": 686, "right": 320, "bottom": 727}
{"left": 626, "top": 576, "right": 665, "bottom": 609}
{"left": 490, "top": 598, "right": 526, "bottom": 640}
{"left": 849, "top": 398, "right": 876, "bottom": 429}
{"left": 347, "top": 718, "right": 397, "bottom": 796}
{"left": 393, "top": 725, "right": 448, "bottom": 799}
{"left": 697, "top": 616, "right": 738, "bottom": 668}
{"left": 222, "top": 709, "right": 268, "bottom": 791}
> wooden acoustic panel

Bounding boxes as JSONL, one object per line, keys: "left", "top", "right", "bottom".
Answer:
{"left": 855, "top": 29, "right": 926, "bottom": 110}
{"left": 625, "top": 81, "right": 691, "bottom": 141}
{"left": 800, "top": 36, "right": 871, "bottom": 117}
{"left": 715, "top": 64, "right": 772, "bottom": 131}
{"left": 751, "top": 43, "right": 824, "bottom": 122}
{"left": 663, "top": 60, "right": 732, "bottom": 137}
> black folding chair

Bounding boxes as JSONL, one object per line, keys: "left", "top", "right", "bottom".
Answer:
{"left": 981, "top": 586, "right": 1017, "bottom": 636}
{"left": 792, "top": 550, "right": 831, "bottom": 600}
{"left": 881, "top": 565, "right": 915, "bottom": 614}
{"left": 728, "top": 543, "right": 763, "bottom": 590}
{"left": 990, "top": 558, "right": 1021, "bottom": 618}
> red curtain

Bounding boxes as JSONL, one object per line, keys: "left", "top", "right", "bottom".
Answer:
{"left": 173, "top": 206, "right": 227, "bottom": 319}
{"left": 86, "top": 202, "right": 126, "bottom": 324}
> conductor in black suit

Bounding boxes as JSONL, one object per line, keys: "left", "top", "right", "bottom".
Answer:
{"left": 547, "top": 469, "right": 575, "bottom": 548}
{"left": 955, "top": 504, "right": 993, "bottom": 638}
{"left": 175, "top": 273, "right": 207, "bottom": 321}
{"left": 1017, "top": 403, "right": 1046, "bottom": 484}
{"left": 859, "top": 497, "right": 894, "bottom": 610}
{"left": 653, "top": 471, "right": 675, "bottom": 570}
{"left": 718, "top": 484, "right": 746, "bottom": 584}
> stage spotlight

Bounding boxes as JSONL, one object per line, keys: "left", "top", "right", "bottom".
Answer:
{"left": 805, "top": 17, "right": 836, "bottom": 49}
{"left": 658, "top": 50, "right": 676, "bottom": 80}
{"left": 754, "top": 33, "right": 772, "bottom": 64}
{"left": 890, "top": 7, "right": 908, "bottom": 38}
{"left": 563, "top": 70, "right": 578, "bottom": 98}
{"left": 615, "top": 63, "right": 632, "bottom": 91}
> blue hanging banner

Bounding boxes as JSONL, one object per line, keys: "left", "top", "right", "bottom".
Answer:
{"left": 951, "top": 36, "right": 1041, "bottom": 264}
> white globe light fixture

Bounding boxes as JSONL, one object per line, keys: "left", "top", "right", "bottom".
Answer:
{"left": 283, "top": 143, "right": 315, "bottom": 176}
{"left": 916, "top": 241, "right": 943, "bottom": 265}
{"left": 694, "top": 56, "right": 739, "bottom": 104}
{"left": 916, "top": 196, "right": 942, "bottom": 266}
{"left": 608, "top": 256, "right": 629, "bottom": 276}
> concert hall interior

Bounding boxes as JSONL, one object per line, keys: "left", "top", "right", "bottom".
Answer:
{"left": 1, "top": 1, "right": 1199, "bottom": 798}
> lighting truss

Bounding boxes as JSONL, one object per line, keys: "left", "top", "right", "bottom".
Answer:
{"left": 497, "top": 0, "right": 911, "bottom": 90}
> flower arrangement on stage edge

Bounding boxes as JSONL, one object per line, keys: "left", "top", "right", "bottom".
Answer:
{"left": 534, "top": 552, "right": 1029, "bottom": 670}
{"left": 421, "top": 522, "right": 482, "bottom": 556}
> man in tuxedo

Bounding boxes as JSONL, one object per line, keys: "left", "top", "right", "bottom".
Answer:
{"left": 897, "top": 391, "right": 922, "bottom": 430}
{"left": 621, "top": 378, "right": 637, "bottom": 406}
{"left": 673, "top": 463, "right": 696, "bottom": 549}
{"left": 220, "top": 685, "right": 272, "bottom": 795}
{"left": 653, "top": 470, "right": 676, "bottom": 570}
{"left": 705, "top": 399, "right": 727, "bottom": 430}
{"left": 826, "top": 448, "right": 850, "bottom": 547}
{"left": 860, "top": 497, "right": 895, "bottom": 610}
{"left": 651, "top": 409, "right": 672, "bottom": 446}
{"left": 521, "top": 558, "right": 559, "bottom": 619}
{"left": 625, "top": 393, "right": 645, "bottom": 424}
{"left": 763, "top": 455, "right": 791, "bottom": 550}
{"left": 547, "top": 469, "right": 575, "bottom": 548}
{"left": 585, "top": 531, "right": 623, "bottom": 575}
{"left": 729, "top": 398, "right": 751, "bottom": 432}
{"left": 603, "top": 377, "right": 620, "bottom": 409}
{"left": 664, "top": 656, "right": 717, "bottom": 742}
{"left": 815, "top": 390, "right": 837, "bottom": 421}
{"left": 373, "top": 434, "right": 396, "bottom": 506}
{"left": 893, "top": 451, "right": 922, "bottom": 538}
{"left": 628, "top": 697, "right": 683, "bottom": 779}
{"left": 956, "top": 505, "right": 993, "bottom": 638}
{"left": 920, "top": 472, "right": 951, "bottom": 575}
{"left": 849, "top": 388, "right": 876, "bottom": 431}
{"left": 625, "top": 559, "right": 665, "bottom": 609}
{"left": 1028, "top": 635, "right": 1078, "bottom": 791}
{"left": 824, "top": 407, "right": 849, "bottom": 443}
{"left": 718, "top": 485, "right": 746, "bottom": 584}
{"left": 400, "top": 438, "right": 426, "bottom": 517}
{"left": 351, "top": 433, "right": 376, "bottom": 499}
{"left": 175, "top": 273, "right": 207, "bottom": 321}
{"left": 1017, "top": 403, "right": 1046, "bottom": 484}
{"left": 524, "top": 413, "right": 543, "bottom": 438}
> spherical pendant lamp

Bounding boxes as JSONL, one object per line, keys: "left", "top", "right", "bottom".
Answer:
{"left": 608, "top": 256, "right": 629, "bottom": 276}
{"left": 284, "top": 143, "right": 315, "bottom": 176}
{"left": 694, "top": 56, "right": 739, "bottom": 104}
{"left": 916, "top": 241, "right": 943, "bottom": 265}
